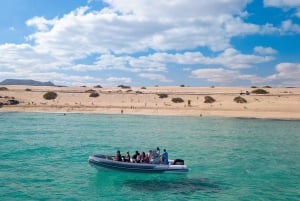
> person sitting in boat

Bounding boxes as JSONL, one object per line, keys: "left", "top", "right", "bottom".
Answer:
{"left": 152, "top": 147, "right": 161, "bottom": 164}
{"left": 136, "top": 151, "right": 141, "bottom": 163}
{"left": 132, "top": 151, "right": 140, "bottom": 163}
{"left": 147, "top": 150, "right": 153, "bottom": 163}
{"left": 125, "top": 151, "right": 131, "bottom": 162}
{"left": 162, "top": 149, "right": 169, "bottom": 165}
{"left": 156, "top": 147, "right": 160, "bottom": 157}
{"left": 113, "top": 150, "right": 122, "bottom": 161}
{"left": 141, "top": 151, "right": 149, "bottom": 163}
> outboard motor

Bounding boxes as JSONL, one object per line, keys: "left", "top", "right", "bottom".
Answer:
{"left": 173, "top": 159, "right": 184, "bottom": 165}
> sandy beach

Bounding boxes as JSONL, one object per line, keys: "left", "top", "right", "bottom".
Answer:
{"left": 1, "top": 85, "right": 300, "bottom": 120}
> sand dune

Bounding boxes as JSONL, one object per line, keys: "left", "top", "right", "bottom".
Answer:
{"left": 1, "top": 85, "right": 300, "bottom": 120}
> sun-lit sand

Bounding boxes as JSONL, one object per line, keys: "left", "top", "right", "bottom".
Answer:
{"left": 1, "top": 85, "right": 300, "bottom": 120}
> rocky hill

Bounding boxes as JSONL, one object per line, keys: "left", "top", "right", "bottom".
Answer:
{"left": 0, "top": 79, "right": 55, "bottom": 86}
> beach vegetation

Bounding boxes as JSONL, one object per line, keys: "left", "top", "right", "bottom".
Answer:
{"left": 141, "top": 87, "right": 147, "bottom": 89}
{"left": 180, "top": 84, "right": 185, "bottom": 87}
{"left": 263, "top": 85, "right": 272, "bottom": 88}
{"left": 0, "top": 87, "right": 8, "bottom": 91}
{"left": 89, "top": 92, "right": 99, "bottom": 97}
{"left": 126, "top": 89, "right": 133, "bottom": 93}
{"left": 94, "top": 85, "right": 102, "bottom": 88}
{"left": 25, "top": 88, "right": 32, "bottom": 91}
{"left": 251, "top": 86, "right": 257, "bottom": 88}
{"left": 158, "top": 93, "right": 168, "bottom": 99}
{"left": 251, "top": 89, "right": 269, "bottom": 94}
{"left": 118, "top": 85, "right": 131, "bottom": 89}
{"left": 204, "top": 96, "right": 216, "bottom": 103}
{"left": 43, "top": 91, "right": 58, "bottom": 100}
{"left": 80, "top": 85, "right": 87, "bottom": 88}
{"left": 85, "top": 89, "right": 96, "bottom": 93}
{"left": 172, "top": 97, "right": 184, "bottom": 103}
{"left": 234, "top": 96, "right": 247, "bottom": 103}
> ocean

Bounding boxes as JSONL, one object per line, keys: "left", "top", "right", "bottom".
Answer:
{"left": 0, "top": 112, "right": 299, "bottom": 200}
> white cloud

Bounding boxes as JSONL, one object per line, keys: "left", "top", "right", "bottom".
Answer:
{"left": 264, "top": 0, "right": 300, "bottom": 8}
{"left": 190, "top": 62, "right": 300, "bottom": 86}
{"left": 264, "top": 0, "right": 300, "bottom": 19}
{"left": 26, "top": 16, "right": 58, "bottom": 32}
{"left": 0, "top": 43, "right": 65, "bottom": 71}
{"left": 106, "top": 77, "right": 132, "bottom": 84}
{"left": 190, "top": 68, "right": 267, "bottom": 84}
{"left": 280, "top": 20, "right": 300, "bottom": 33}
{"left": 25, "top": 0, "right": 270, "bottom": 58}
{"left": 138, "top": 73, "right": 172, "bottom": 83}
{"left": 274, "top": 63, "right": 300, "bottom": 79}
{"left": 254, "top": 46, "right": 278, "bottom": 55}
{"left": 191, "top": 68, "right": 240, "bottom": 83}
{"left": 1, "top": 0, "right": 299, "bottom": 86}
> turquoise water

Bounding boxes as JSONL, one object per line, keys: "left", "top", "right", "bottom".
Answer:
{"left": 0, "top": 112, "right": 300, "bottom": 200}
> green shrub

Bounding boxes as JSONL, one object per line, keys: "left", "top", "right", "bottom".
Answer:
{"left": 234, "top": 96, "right": 247, "bottom": 103}
{"left": 94, "top": 85, "right": 102, "bottom": 88}
{"left": 118, "top": 85, "right": 131, "bottom": 89}
{"left": 172, "top": 97, "right": 184, "bottom": 103}
{"left": 25, "top": 88, "right": 32, "bottom": 91}
{"left": 251, "top": 86, "right": 257, "bottom": 88}
{"left": 0, "top": 87, "right": 8, "bottom": 91}
{"left": 85, "top": 89, "right": 96, "bottom": 93}
{"left": 158, "top": 94, "right": 168, "bottom": 99}
{"left": 204, "top": 96, "right": 215, "bottom": 103}
{"left": 141, "top": 87, "right": 147, "bottom": 89}
{"left": 89, "top": 92, "right": 99, "bottom": 97}
{"left": 263, "top": 85, "right": 272, "bottom": 88}
{"left": 251, "top": 89, "right": 269, "bottom": 94}
{"left": 43, "top": 91, "right": 57, "bottom": 100}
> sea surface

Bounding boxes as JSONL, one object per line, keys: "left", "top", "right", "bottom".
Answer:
{"left": 0, "top": 112, "right": 299, "bottom": 201}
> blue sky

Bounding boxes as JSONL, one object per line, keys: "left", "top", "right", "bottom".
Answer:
{"left": 1, "top": 0, "right": 300, "bottom": 87}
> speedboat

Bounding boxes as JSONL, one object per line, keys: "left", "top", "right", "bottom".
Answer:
{"left": 88, "top": 154, "right": 189, "bottom": 173}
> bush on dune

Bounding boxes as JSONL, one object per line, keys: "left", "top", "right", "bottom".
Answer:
{"left": 172, "top": 97, "right": 184, "bottom": 103}
{"left": 43, "top": 92, "right": 57, "bottom": 100}
{"left": 204, "top": 96, "right": 215, "bottom": 103}
{"left": 251, "top": 89, "right": 269, "bottom": 94}
{"left": 89, "top": 92, "right": 99, "bottom": 97}
{"left": 158, "top": 94, "right": 168, "bottom": 99}
{"left": 234, "top": 96, "right": 247, "bottom": 103}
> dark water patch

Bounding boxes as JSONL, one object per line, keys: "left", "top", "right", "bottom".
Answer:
{"left": 123, "top": 177, "right": 222, "bottom": 194}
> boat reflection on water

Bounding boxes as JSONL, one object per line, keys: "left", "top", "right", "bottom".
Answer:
{"left": 122, "top": 177, "right": 222, "bottom": 193}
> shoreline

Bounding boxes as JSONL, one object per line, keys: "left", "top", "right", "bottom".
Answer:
{"left": 1, "top": 110, "right": 300, "bottom": 122}
{"left": 1, "top": 85, "right": 300, "bottom": 120}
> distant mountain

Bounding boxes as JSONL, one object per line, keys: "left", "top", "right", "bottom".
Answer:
{"left": 0, "top": 79, "right": 55, "bottom": 86}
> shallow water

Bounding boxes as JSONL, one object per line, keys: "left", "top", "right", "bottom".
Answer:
{"left": 0, "top": 112, "right": 300, "bottom": 200}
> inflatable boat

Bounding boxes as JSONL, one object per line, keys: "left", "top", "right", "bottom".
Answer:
{"left": 88, "top": 154, "right": 189, "bottom": 173}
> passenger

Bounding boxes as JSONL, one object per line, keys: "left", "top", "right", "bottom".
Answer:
{"left": 136, "top": 151, "right": 141, "bottom": 163}
{"left": 156, "top": 147, "right": 160, "bottom": 157}
{"left": 152, "top": 147, "right": 161, "bottom": 164}
{"left": 147, "top": 150, "right": 153, "bottom": 163}
{"left": 162, "top": 149, "right": 169, "bottom": 165}
{"left": 113, "top": 150, "right": 122, "bottom": 161}
{"left": 125, "top": 151, "right": 131, "bottom": 162}
{"left": 132, "top": 151, "right": 137, "bottom": 163}
{"left": 141, "top": 151, "right": 149, "bottom": 163}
